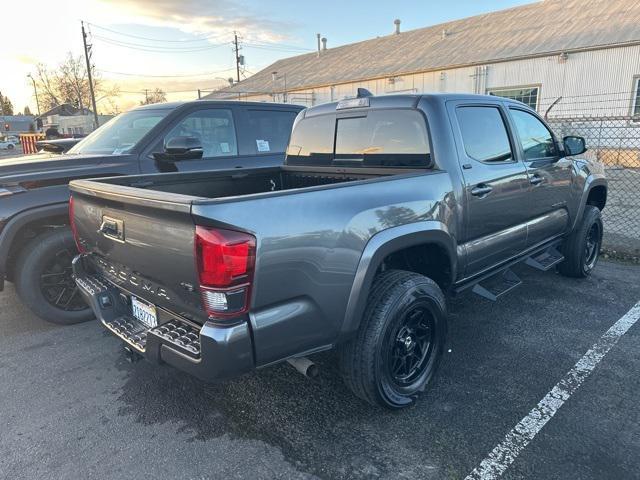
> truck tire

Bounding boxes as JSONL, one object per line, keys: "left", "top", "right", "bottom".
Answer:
{"left": 15, "top": 228, "right": 93, "bottom": 325}
{"left": 558, "top": 205, "right": 603, "bottom": 278}
{"left": 339, "top": 270, "right": 447, "bottom": 409}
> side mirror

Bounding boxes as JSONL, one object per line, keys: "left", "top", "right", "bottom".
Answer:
{"left": 563, "top": 136, "right": 586, "bottom": 156}
{"left": 154, "top": 136, "right": 203, "bottom": 161}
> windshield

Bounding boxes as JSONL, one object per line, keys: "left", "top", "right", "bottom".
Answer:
{"left": 68, "top": 108, "right": 171, "bottom": 155}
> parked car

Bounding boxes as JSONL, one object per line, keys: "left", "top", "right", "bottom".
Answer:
{"left": 0, "top": 100, "right": 303, "bottom": 324}
{"left": 0, "top": 140, "right": 16, "bottom": 150}
{"left": 69, "top": 92, "right": 607, "bottom": 408}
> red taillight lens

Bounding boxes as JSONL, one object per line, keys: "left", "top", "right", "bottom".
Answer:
{"left": 195, "top": 226, "right": 256, "bottom": 319}
{"left": 69, "top": 195, "right": 85, "bottom": 253}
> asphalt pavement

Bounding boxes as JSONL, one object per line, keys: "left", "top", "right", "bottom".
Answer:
{"left": 1, "top": 260, "right": 639, "bottom": 480}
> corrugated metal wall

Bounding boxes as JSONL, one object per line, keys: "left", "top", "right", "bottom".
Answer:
{"left": 247, "top": 44, "right": 640, "bottom": 117}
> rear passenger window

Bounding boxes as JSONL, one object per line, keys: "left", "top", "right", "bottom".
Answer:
{"left": 286, "top": 114, "right": 336, "bottom": 166}
{"left": 456, "top": 106, "right": 513, "bottom": 163}
{"left": 334, "top": 110, "right": 430, "bottom": 167}
{"left": 510, "top": 109, "right": 558, "bottom": 160}
{"left": 246, "top": 110, "right": 298, "bottom": 154}
{"left": 287, "top": 109, "right": 431, "bottom": 168}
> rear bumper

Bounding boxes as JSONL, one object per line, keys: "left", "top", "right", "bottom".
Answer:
{"left": 72, "top": 255, "right": 254, "bottom": 382}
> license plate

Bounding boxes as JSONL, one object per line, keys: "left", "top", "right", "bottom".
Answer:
{"left": 131, "top": 296, "right": 157, "bottom": 328}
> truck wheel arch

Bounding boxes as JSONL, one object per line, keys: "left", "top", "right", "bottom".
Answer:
{"left": 340, "top": 221, "right": 456, "bottom": 339}
{"left": 571, "top": 179, "right": 607, "bottom": 232}
{"left": 0, "top": 203, "right": 70, "bottom": 283}
{"left": 586, "top": 184, "right": 607, "bottom": 211}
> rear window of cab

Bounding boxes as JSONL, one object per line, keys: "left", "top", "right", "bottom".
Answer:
{"left": 286, "top": 109, "right": 432, "bottom": 168}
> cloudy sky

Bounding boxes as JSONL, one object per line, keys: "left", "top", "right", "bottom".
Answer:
{"left": 1, "top": 0, "right": 531, "bottom": 114}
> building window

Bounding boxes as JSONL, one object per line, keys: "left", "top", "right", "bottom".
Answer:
{"left": 632, "top": 76, "right": 640, "bottom": 119}
{"left": 487, "top": 86, "right": 539, "bottom": 110}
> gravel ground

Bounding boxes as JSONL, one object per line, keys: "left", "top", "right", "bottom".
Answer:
{"left": 1, "top": 260, "right": 639, "bottom": 480}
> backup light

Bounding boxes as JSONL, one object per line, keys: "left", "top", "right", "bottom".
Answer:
{"left": 195, "top": 226, "right": 256, "bottom": 320}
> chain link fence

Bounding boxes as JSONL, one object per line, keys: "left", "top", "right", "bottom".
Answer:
{"left": 545, "top": 114, "right": 639, "bottom": 258}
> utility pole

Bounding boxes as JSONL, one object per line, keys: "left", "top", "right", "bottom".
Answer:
{"left": 0, "top": 91, "right": 4, "bottom": 116}
{"left": 144, "top": 89, "right": 149, "bottom": 104}
{"left": 27, "top": 74, "right": 41, "bottom": 116}
{"left": 233, "top": 32, "right": 241, "bottom": 84}
{"left": 81, "top": 21, "right": 100, "bottom": 129}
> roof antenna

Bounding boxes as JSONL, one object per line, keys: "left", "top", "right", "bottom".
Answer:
{"left": 357, "top": 88, "right": 373, "bottom": 98}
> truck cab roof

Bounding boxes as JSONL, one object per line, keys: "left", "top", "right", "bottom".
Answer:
{"left": 302, "top": 92, "right": 529, "bottom": 118}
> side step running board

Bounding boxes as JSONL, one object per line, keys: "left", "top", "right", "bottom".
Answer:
{"left": 525, "top": 246, "right": 564, "bottom": 271}
{"left": 472, "top": 269, "right": 522, "bottom": 301}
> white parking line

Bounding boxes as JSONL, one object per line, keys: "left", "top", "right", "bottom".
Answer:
{"left": 465, "top": 301, "right": 640, "bottom": 480}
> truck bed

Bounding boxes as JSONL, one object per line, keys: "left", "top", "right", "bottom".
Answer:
{"left": 71, "top": 166, "right": 406, "bottom": 206}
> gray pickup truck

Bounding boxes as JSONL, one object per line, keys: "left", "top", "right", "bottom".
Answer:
{"left": 69, "top": 92, "right": 607, "bottom": 408}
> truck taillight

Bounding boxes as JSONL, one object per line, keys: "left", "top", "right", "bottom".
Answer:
{"left": 68, "top": 195, "right": 85, "bottom": 253}
{"left": 195, "top": 226, "right": 256, "bottom": 320}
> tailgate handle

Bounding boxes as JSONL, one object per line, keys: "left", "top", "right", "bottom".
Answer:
{"left": 99, "top": 216, "right": 124, "bottom": 241}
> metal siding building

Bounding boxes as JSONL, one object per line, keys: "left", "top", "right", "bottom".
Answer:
{"left": 206, "top": 0, "right": 640, "bottom": 119}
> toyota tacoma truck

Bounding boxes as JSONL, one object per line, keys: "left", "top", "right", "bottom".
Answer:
{"left": 69, "top": 92, "right": 607, "bottom": 408}
{"left": 0, "top": 100, "right": 302, "bottom": 324}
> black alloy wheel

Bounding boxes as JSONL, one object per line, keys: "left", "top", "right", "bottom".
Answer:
{"left": 558, "top": 205, "right": 603, "bottom": 278}
{"left": 384, "top": 305, "right": 435, "bottom": 388}
{"left": 39, "top": 247, "right": 86, "bottom": 312}
{"left": 15, "top": 228, "right": 93, "bottom": 325}
{"left": 583, "top": 222, "right": 601, "bottom": 271}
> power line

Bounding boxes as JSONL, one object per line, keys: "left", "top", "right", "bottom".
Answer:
{"left": 87, "top": 21, "right": 314, "bottom": 52}
{"left": 244, "top": 42, "right": 313, "bottom": 52}
{"left": 93, "top": 35, "right": 228, "bottom": 53}
{"left": 118, "top": 84, "right": 229, "bottom": 94}
{"left": 92, "top": 35, "right": 229, "bottom": 53}
{"left": 86, "top": 21, "right": 227, "bottom": 43}
{"left": 98, "top": 67, "right": 236, "bottom": 78}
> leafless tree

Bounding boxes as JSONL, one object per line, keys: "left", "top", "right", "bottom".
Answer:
{"left": 34, "top": 52, "right": 119, "bottom": 113}
{"left": 140, "top": 88, "right": 167, "bottom": 105}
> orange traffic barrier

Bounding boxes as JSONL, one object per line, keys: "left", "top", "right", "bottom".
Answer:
{"left": 19, "top": 133, "right": 46, "bottom": 154}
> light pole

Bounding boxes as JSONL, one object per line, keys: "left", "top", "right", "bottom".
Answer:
{"left": 27, "top": 74, "right": 41, "bottom": 116}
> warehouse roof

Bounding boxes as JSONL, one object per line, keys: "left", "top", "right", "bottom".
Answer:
{"left": 208, "top": 0, "right": 640, "bottom": 97}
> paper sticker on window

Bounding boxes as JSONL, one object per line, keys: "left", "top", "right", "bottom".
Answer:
{"left": 256, "top": 139, "right": 270, "bottom": 152}
{"left": 220, "top": 142, "right": 230, "bottom": 153}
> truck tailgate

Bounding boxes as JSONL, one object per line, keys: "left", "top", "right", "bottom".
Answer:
{"left": 70, "top": 179, "right": 206, "bottom": 323}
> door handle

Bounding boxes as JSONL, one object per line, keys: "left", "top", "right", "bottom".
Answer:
{"left": 471, "top": 184, "right": 493, "bottom": 197}
{"left": 530, "top": 174, "right": 543, "bottom": 185}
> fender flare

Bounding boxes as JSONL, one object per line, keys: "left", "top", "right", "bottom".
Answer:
{"left": 339, "top": 221, "right": 457, "bottom": 338}
{"left": 0, "top": 203, "right": 69, "bottom": 279}
{"left": 571, "top": 177, "right": 608, "bottom": 231}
